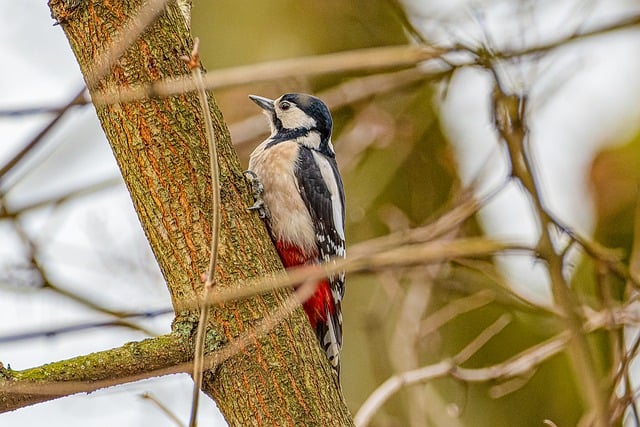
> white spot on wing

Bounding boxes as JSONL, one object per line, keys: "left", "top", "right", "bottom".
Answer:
{"left": 311, "top": 149, "right": 345, "bottom": 242}
{"left": 323, "top": 309, "right": 341, "bottom": 368}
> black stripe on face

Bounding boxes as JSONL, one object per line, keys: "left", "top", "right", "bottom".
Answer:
{"left": 266, "top": 127, "right": 312, "bottom": 148}
{"left": 280, "top": 94, "right": 332, "bottom": 141}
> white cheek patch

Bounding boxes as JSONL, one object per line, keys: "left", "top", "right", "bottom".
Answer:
{"left": 278, "top": 107, "right": 317, "bottom": 130}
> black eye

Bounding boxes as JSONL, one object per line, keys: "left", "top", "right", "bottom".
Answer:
{"left": 280, "top": 101, "right": 291, "bottom": 111}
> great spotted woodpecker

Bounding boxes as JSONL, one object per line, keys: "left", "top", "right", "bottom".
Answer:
{"left": 246, "top": 93, "right": 346, "bottom": 374}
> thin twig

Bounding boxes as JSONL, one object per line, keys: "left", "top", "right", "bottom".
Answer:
{"left": 230, "top": 67, "right": 431, "bottom": 148}
{"left": 419, "top": 289, "right": 496, "bottom": 338}
{"left": 195, "top": 237, "right": 530, "bottom": 312}
{"left": 5, "top": 277, "right": 640, "bottom": 401}
{"left": 41, "top": 281, "right": 156, "bottom": 336}
{"left": 495, "top": 12, "right": 640, "bottom": 62}
{"left": 0, "top": 177, "right": 122, "bottom": 218}
{"left": 141, "top": 392, "right": 186, "bottom": 427}
{"left": 1, "top": 279, "right": 319, "bottom": 398}
{"left": 93, "top": 45, "right": 443, "bottom": 105}
{"left": 181, "top": 38, "right": 221, "bottom": 427}
{"left": 491, "top": 76, "right": 609, "bottom": 425}
{"left": 0, "top": 87, "right": 86, "bottom": 183}
{"left": 454, "top": 313, "right": 512, "bottom": 364}
{"left": 0, "top": 308, "right": 172, "bottom": 344}
{"left": 355, "top": 314, "right": 529, "bottom": 427}
{"left": 0, "top": 94, "right": 89, "bottom": 117}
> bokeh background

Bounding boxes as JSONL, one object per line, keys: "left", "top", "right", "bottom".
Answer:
{"left": 2, "top": 0, "right": 640, "bottom": 425}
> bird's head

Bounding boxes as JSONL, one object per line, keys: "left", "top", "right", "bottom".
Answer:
{"left": 249, "top": 93, "right": 333, "bottom": 154}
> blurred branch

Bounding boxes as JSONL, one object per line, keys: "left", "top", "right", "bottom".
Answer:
{"left": 451, "top": 257, "right": 556, "bottom": 314}
{"left": 141, "top": 392, "right": 186, "bottom": 427}
{"left": 92, "top": 45, "right": 443, "bottom": 105}
{"left": 0, "top": 93, "right": 90, "bottom": 117}
{"left": 495, "top": 12, "right": 640, "bottom": 61}
{"left": 0, "top": 279, "right": 318, "bottom": 411}
{"left": 0, "top": 177, "right": 122, "bottom": 218}
{"left": 419, "top": 289, "right": 496, "bottom": 338}
{"left": 9, "top": 219, "right": 155, "bottom": 336}
{"left": 231, "top": 67, "right": 433, "bottom": 147}
{"left": 0, "top": 87, "right": 86, "bottom": 184}
{"left": 491, "top": 78, "right": 608, "bottom": 424}
{"left": 192, "top": 237, "right": 530, "bottom": 313}
{"left": 355, "top": 331, "right": 570, "bottom": 427}
{"left": 88, "top": 11, "right": 640, "bottom": 108}
{"left": 0, "top": 307, "right": 172, "bottom": 344}
{"left": 41, "top": 281, "right": 156, "bottom": 336}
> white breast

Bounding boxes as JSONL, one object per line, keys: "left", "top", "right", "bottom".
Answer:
{"left": 248, "top": 140, "right": 317, "bottom": 257}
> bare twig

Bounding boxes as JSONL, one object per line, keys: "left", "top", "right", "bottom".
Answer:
{"left": 180, "top": 37, "right": 222, "bottom": 427}
{"left": 1, "top": 279, "right": 319, "bottom": 400}
{"left": 0, "top": 308, "right": 171, "bottom": 344}
{"left": 82, "top": 11, "right": 640, "bottom": 108}
{"left": 0, "top": 93, "right": 89, "bottom": 117}
{"left": 41, "top": 281, "right": 155, "bottom": 336}
{"left": 495, "top": 12, "right": 640, "bottom": 62}
{"left": 420, "top": 289, "right": 496, "bottom": 338}
{"left": 355, "top": 314, "right": 523, "bottom": 427}
{"left": 0, "top": 177, "right": 122, "bottom": 218}
{"left": 0, "top": 87, "right": 86, "bottom": 183}
{"left": 491, "top": 77, "right": 609, "bottom": 425}
{"left": 454, "top": 313, "right": 512, "bottom": 365}
{"left": 141, "top": 392, "right": 186, "bottom": 427}
{"left": 93, "top": 45, "right": 443, "bottom": 105}
{"left": 230, "top": 67, "right": 432, "bottom": 148}
{"left": 191, "top": 237, "right": 530, "bottom": 313}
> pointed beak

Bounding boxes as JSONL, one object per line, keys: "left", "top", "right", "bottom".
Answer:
{"left": 249, "top": 95, "right": 275, "bottom": 112}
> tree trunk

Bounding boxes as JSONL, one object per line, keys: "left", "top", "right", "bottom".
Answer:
{"left": 47, "top": 0, "right": 352, "bottom": 425}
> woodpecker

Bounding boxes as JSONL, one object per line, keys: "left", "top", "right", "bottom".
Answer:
{"left": 246, "top": 93, "right": 346, "bottom": 374}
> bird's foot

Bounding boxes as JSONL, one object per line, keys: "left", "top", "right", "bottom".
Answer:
{"left": 244, "top": 170, "right": 271, "bottom": 220}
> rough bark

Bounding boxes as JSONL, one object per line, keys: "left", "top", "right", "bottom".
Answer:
{"left": 1, "top": 0, "right": 354, "bottom": 424}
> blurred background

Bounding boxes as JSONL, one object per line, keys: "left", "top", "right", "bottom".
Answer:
{"left": 2, "top": 0, "right": 640, "bottom": 426}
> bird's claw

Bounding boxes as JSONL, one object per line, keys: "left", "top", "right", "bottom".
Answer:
{"left": 244, "top": 170, "right": 271, "bottom": 220}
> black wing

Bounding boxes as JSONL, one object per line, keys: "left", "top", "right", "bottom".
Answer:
{"left": 294, "top": 146, "right": 346, "bottom": 371}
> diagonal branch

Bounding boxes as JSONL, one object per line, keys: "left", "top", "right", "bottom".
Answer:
{"left": 0, "top": 87, "right": 86, "bottom": 184}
